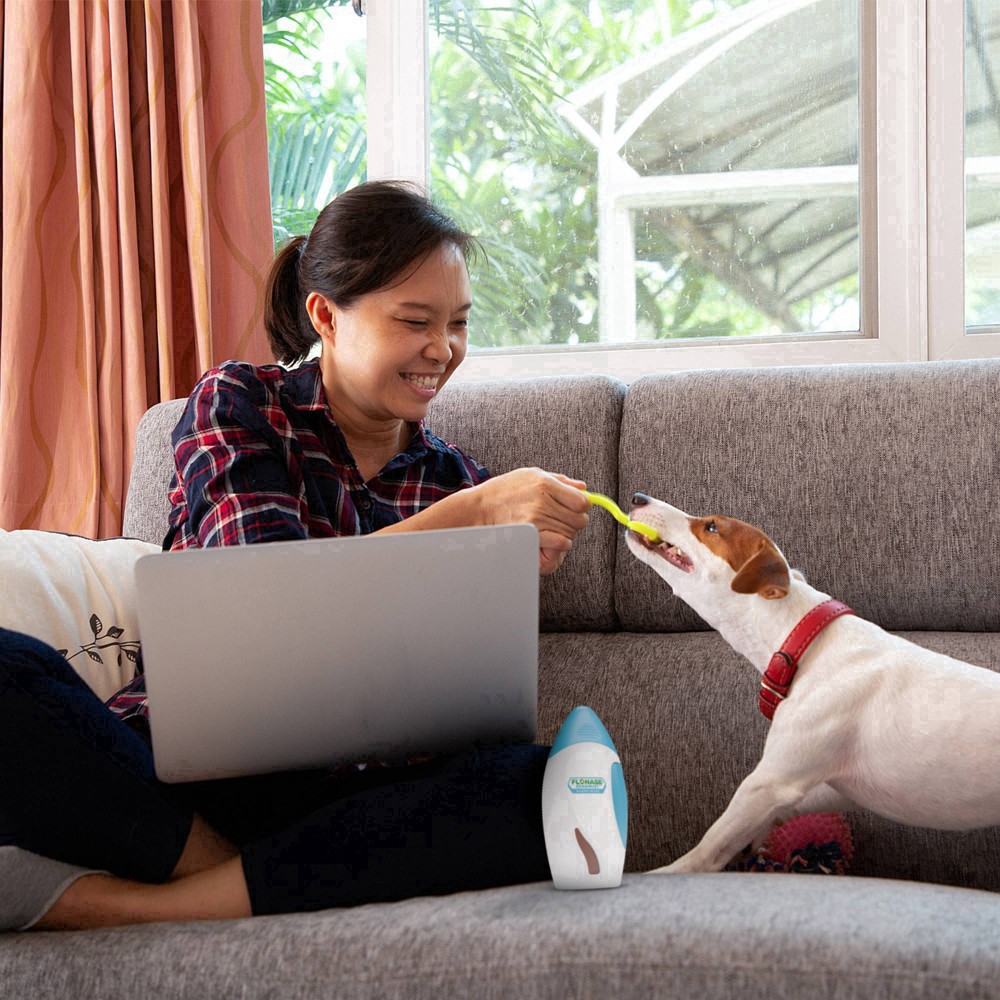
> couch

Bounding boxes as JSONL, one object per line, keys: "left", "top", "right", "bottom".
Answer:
{"left": 3, "top": 358, "right": 1000, "bottom": 999}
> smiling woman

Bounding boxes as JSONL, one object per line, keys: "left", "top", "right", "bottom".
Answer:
{"left": 4, "top": 180, "right": 598, "bottom": 931}
{"left": 149, "top": 180, "right": 592, "bottom": 573}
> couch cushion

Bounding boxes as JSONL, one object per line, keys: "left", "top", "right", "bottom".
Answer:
{"left": 0, "top": 529, "right": 158, "bottom": 699}
{"left": 429, "top": 375, "right": 626, "bottom": 631}
{"left": 616, "top": 360, "right": 1000, "bottom": 632}
{"left": 3, "top": 875, "right": 999, "bottom": 999}
{"left": 538, "top": 629, "right": 1000, "bottom": 891}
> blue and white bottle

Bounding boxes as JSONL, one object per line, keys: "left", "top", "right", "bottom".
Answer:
{"left": 541, "top": 706, "right": 628, "bottom": 889}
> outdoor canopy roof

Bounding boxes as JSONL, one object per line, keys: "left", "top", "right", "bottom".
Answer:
{"left": 560, "top": 0, "right": 1000, "bottom": 335}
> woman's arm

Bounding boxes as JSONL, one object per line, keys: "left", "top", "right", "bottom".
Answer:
{"left": 169, "top": 365, "right": 590, "bottom": 572}
{"left": 374, "top": 468, "right": 591, "bottom": 575}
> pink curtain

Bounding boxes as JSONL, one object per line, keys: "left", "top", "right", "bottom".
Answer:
{"left": 0, "top": 0, "right": 273, "bottom": 537}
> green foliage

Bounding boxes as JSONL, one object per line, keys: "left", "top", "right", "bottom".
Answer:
{"left": 263, "top": 0, "right": 350, "bottom": 24}
{"left": 429, "top": 1, "right": 565, "bottom": 145}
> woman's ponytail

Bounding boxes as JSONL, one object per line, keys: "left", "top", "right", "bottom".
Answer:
{"left": 264, "top": 235, "right": 315, "bottom": 364}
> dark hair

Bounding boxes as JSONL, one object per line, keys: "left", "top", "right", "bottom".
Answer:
{"left": 264, "top": 180, "right": 479, "bottom": 364}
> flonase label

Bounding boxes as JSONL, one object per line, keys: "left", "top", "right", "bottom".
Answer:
{"left": 568, "top": 776, "right": 606, "bottom": 794}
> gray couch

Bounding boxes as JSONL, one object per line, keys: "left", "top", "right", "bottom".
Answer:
{"left": 4, "top": 359, "right": 1000, "bottom": 998}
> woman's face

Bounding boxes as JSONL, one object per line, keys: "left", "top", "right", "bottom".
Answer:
{"left": 313, "top": 242, "right": 472, "bottom": 429}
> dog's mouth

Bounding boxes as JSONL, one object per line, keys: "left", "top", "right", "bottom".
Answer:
{"left": 633, "top": 531, "right": 694, "bottom": 573}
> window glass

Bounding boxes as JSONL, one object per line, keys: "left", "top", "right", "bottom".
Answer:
{"left": 429, "top": 0, "right": 861, "bottom": 350}
{"left": 965, "top": 0, "right": 1000, "bottom": 330}
{"left": 262, "top": 0, "right": 366, "bottom": 247}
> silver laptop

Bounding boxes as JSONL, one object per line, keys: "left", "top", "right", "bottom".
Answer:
{"left": 134, "top": 524, "right": 539, "bottom": 783}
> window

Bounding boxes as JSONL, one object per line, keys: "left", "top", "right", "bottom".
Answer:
{"left": 263, "top": 0, "right": 999, "bottom": 379}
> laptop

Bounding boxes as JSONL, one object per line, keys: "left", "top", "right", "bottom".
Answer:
{"left": 133, "top": 524, "right": 539, "bottom": 783}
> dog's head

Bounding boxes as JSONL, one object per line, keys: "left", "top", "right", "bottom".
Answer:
{"left": 625, "top": 494, "right": 793, "bottom": 613}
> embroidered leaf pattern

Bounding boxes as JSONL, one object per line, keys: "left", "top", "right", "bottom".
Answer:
{"left": 61, "top": 611, "right": 142, "bottom": 676}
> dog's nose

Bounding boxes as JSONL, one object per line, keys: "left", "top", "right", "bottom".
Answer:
{"left": 632, "top": 493, "right": 652, "bottom": 507}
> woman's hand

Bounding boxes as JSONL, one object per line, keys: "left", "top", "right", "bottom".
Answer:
{"left": 469, "top": 468, "right": 590, "bottom": 575}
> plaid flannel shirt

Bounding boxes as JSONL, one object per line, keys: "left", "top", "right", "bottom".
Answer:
{"left": 106, "top": 359, "right": 489, "bottom": 725}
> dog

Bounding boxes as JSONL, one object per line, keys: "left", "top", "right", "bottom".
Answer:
{"left": 624, "top": 492, "right": 1000, "bottom": 874}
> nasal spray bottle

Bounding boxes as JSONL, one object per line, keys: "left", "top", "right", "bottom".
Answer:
{"left": 541, "top": 706, "right": 627, "bottom": 889}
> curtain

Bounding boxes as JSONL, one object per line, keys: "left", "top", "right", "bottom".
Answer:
{"left": 0, "top": 0, "right": 273, "bottom": 537}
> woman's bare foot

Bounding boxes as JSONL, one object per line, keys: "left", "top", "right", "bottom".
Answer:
{"left": 32, "top": 856, "right": 251, "bottom": 930}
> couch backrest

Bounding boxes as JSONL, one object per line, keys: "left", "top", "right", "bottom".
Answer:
{"left": 126, "top": 361, "right": 999, "bottom": 635}
{"left": 615, "top": 360, "right": 1000, "bottom": 633}
{"left": 122, "top": 375, "right": 626, "bottom": 633}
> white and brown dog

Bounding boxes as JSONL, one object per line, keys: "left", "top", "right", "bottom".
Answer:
{"left": 625, "top": 492, "right": 1000, "bottom": 874}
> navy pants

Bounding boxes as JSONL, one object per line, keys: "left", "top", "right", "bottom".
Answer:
{"left": 0, "top": 628, "right": 551, "bottom": 916}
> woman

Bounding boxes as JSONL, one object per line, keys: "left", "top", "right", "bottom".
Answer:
{"left": 0, "top": 181, "right": 591, "bottom": 930}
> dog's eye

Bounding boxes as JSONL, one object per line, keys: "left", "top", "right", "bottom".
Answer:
{"left": 705, "top": 520, "right": 718, "bottom": 534}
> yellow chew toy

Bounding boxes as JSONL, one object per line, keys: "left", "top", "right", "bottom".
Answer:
{"left": 584, "top": 491, "right": 661, "bottom": 543}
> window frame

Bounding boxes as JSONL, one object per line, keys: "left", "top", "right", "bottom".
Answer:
{"left": 365, "top": 3, "right": 428, "bottom": 186}
{"left": 362, "top": 0, "right": 986, "bottom": 382}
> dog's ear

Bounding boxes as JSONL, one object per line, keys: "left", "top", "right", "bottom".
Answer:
{"left": 731, "top": 544, "right": 790, "bottom": 599}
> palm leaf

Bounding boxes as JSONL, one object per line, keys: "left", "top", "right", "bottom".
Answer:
{"left": 269, "top": 112, "right": 365, "bottom": 210}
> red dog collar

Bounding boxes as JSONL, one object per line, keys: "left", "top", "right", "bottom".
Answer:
{"left": 759, "top": 598, "right": 855, "bottom": 720}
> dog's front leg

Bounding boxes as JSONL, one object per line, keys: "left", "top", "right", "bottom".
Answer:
{"left": 651, "top": 765, "right": 814, "bottom": 874}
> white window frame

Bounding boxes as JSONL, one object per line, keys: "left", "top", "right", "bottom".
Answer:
{"left": 363, "top": 0, "right": 990, "bottom": 382}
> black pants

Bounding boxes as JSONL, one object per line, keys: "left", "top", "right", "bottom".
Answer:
{"left": 0, "top": 628, "right": 551, "bottom": 916}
